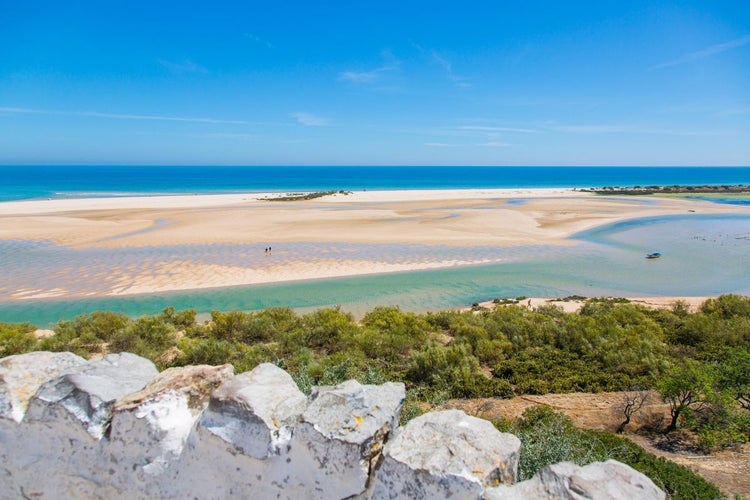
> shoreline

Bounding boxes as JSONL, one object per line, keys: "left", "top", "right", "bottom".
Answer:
{"left": 0, "top": 187, "right": 585, "bottom": 214}
{"left": 466, "top": 296, "right": 712, "bottom": 314}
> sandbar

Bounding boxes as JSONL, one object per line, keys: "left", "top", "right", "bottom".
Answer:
{"left": 1, "top": 188, "right": 749, "bottom": 299}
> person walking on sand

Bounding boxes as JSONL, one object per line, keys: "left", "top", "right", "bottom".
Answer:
{"left": 527, "top": 298, "right": 532, "bottom": 308}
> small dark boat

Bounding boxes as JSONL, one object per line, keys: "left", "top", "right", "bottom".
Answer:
{"left": 645, "top": 252, "right": 661, "bottom": 259}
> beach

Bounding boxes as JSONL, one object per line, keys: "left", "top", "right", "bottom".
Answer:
{"left": 468, "top": 296, "right": 712, "bottom": 314}
{"left": 1, "top": 188, "right": 749, "bottom": 302}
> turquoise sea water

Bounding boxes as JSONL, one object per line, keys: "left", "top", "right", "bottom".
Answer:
{"left": 2, "top": 165, "right": 750, "bottom": 201}
{"left": 1, "top": 166, "right": 749, "bottom": 325}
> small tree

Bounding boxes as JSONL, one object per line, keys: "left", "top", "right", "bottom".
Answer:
{"left": 615, "top": 387, "right": 650, "bottom": 433}
{"left": 717, "top": 347, "right": 750, "bottom": 411}
{"left": 658, "top": 359, "right": 713, "bottom": 433}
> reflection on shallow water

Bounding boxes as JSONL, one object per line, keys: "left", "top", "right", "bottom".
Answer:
{"left": 679, "top": 194, "right": 750, "bottom": 206}
{"left": 1, "top": 214, "right": 749, "bottom": 325}
{"left": 0, "top": 241, "right": 549, "bottom": 301}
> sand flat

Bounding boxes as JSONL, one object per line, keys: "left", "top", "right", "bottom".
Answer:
{"left": 1, "top": 189, "right": 749, "bottom": 298}
{"left": 1, "top": 188, "right": 744, "bottom": 248}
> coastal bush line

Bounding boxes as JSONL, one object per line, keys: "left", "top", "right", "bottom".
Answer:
{"left": 581, "top": 184, "right": 750, "bottom": 195}
{"left": 2, "top": 295, "right": 750, "bottom": 491}
{"left": 259, "top": 190, "right": 351, "bottom": 201}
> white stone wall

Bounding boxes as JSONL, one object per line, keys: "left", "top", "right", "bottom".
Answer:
{"left": 0, "top": 352, "right": 665, "bottom": 499}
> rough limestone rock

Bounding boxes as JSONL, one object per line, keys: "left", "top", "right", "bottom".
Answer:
{"left": 484, "top": 460, "right": 666, "bottom": 500}
{"left": 369, "top": 409, "right": 521, "bottom": 499}
{"left": 0, "top": 352, "right": 670, "bottom": 499}
{"left": 2, "top": 353, "right": 157, "bottom": 498}
{"left": 24, "top": 352, "right": 158, "bottom": 438}
{"left": 107, "top": 363, "right": 234, "bottom": 489}
{"left": 291, "top": 379, "right": 406, "bottom": 498}
{"left": 0, "top": 351, "right": 86, "bottom": 422}
{"left": 198, "top": 362, "right": 306, "bottom": 459}
{"left": 0, "top": 351, "right": 88, "bottom": 496}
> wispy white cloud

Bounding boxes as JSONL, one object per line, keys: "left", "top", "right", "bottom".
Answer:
{"left": 339, "top": 51, "right": 399, "bottom": 84}
{"left": 431, "top": 50, "right": 471, "bottom": 88}
{"left": 339, "top": 68, "right": 390, "bottom": 83}
{"left": 653, "top": 34, "right": 750, "bottom": 69}
{"left": 477, "top": 141, "right": 510, "bottom": 147}
{"left": 194, "top": 132, "right": 259, "bottom": 140}
{"left": 0, "top": 106, "right": 248, "bottom": 124}
{"left": 0, "top": 106, "right": 47, "bottom": 115}
{"left": 291, "top": 112, "right": 329, "bottom": 126}
{"left": 413, "top": 123, "right": 532, "bottom": 149}
{"left": 79, "top": 111, "right": 246, "bottom": 124}
{"left": 553, "top": 124, "right": 634, "bottom": 133}
{"left": 458, "top": 125, "right": 536, "bottom": 133}
{"left": 157, "top": 58, "right": 208, "bottom": 74}
{"left": 411, "top": 43, "right": 471, "bottom": 88}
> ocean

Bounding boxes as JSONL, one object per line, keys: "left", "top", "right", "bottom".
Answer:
{"left": 1, "top": 165, "right": 749, "bottom": 325}
{"left": 1, "top": 165, "right": 750, "bottom": 202}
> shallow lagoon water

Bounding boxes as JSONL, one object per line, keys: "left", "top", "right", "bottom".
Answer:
{"left": 1, "top": 213, "right": 748, "bottom": 325}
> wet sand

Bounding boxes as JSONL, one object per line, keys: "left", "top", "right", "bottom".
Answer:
{"left": 1, "top": 189, "right": 749, "bottom": 300}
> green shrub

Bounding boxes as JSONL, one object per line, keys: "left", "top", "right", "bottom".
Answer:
{"left": 209, "top": 311, "right": 265, "bottom": 343}
{"left": 74, "top": 311, "right": 130, "bottom": 342}
{"left": 176, "top": 338, "right": 235, "bottom": 367}
{"left": 291, "top": 364, "right": 315, "bottom": 395}
{"left": 399, "top": 392, "right": 426, "bottom": 426}
{"left": 0, "top": 322, "right": 38, "bottom": 357}
{"left": 41, "top": 320, "right": 104, "bottom": 357}
{"left": 362, "top": 306, "right": 430, "bottom": 338}
{"left": 494, "top": 407, "right": 722, "bottom": 498}
{"left": 109, "top": 315, "right": 176, "bottom": 361}
{"left": 505, "top": 406, "right": 605, "bottom": 480}
{"left": 406, "top": 343, "right": 480, "bottom": 393}
{"left": 159, "top": 307, "right": 197, "bottom": 329}
{"left": 701, "top": 294, "right": 750, "bottom": 319}
{"left": 299, "top": 308, "right": 359, "bottom": 352}
{"left": 453, "top": 375, "right": 514, "bottom": 398}
{"left": 232, "top": 343, "right": 280, "bottom": 373}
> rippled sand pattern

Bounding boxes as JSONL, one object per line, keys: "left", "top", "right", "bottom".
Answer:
{"left": 0, "top": 241, "right": 555, "bottom": 300}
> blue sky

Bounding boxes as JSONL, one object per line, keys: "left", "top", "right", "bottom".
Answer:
{"left": 1, "top": 1, "right": 749, "bottom": 165}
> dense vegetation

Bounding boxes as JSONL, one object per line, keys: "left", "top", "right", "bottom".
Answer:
{"left": 3, "top": 295, "right": 750, "bottom": 495}
{"left": 259, "top": 190, "right": 351, "bottom": 201}
{"left": 581, "top": 184, "right": 750, "bottom": 195}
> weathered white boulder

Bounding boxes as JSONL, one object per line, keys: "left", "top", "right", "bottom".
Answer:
{"left": 0, "top": 351, "right": 88, "bottom": 495}
{"left": 568, "top": 460, "right": 666, "bottom": 500}
{"left": 24, "top": 352, "right": 158, "bottom": 438}
{"left": 291, "top": 379, "right": 406, "bottom": 498}
{"left": 484, "top": 460, "right": 666, "bottom": 500}
{"left": 369, "top": 409, "right": 521, "bottom": 499}
{"left": 198, "top": 362, "right": 307, "bottom": 459}
{"left": 0, "top": 351, "right": 671, "bottom": 500}
{"left": 107, "top": 363, "right": 234, "bottom": 488}
{"left": 2, "top": 353, "right": 157, "bottom": 498}
{"left": 0, "top": 351, "right": 86, "bottom": 422}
